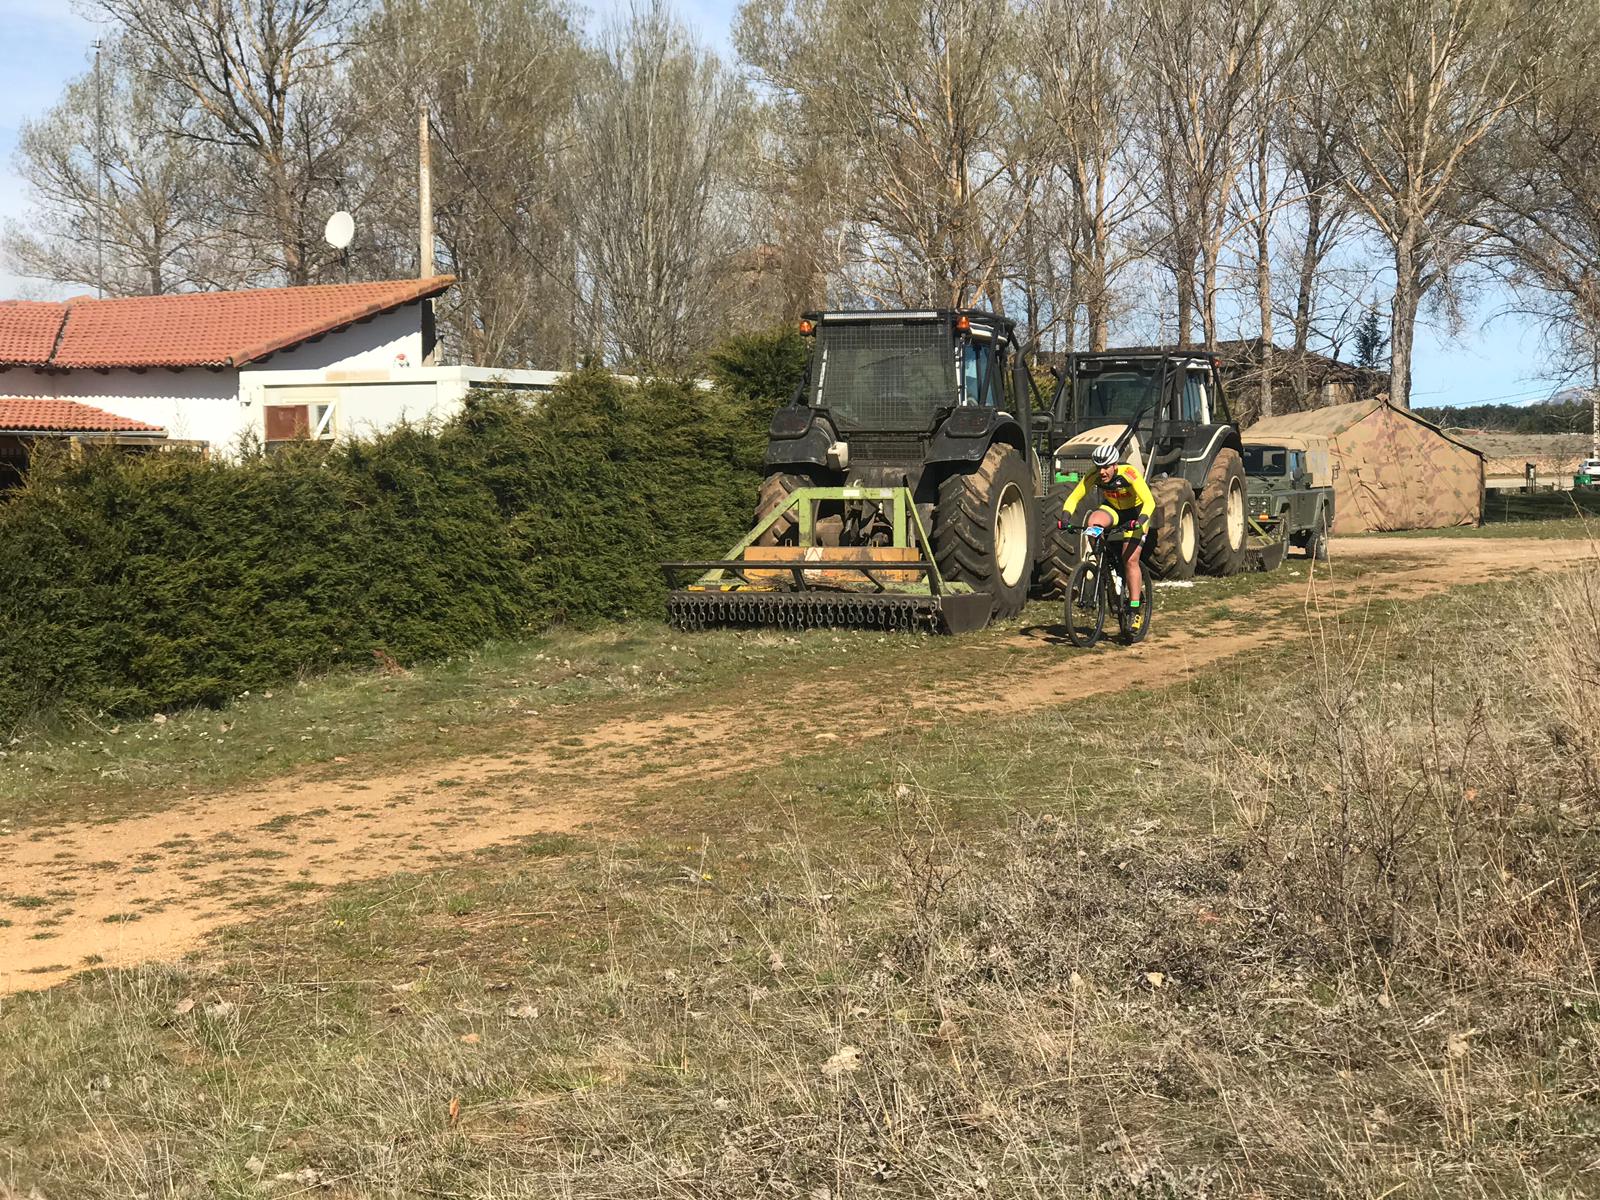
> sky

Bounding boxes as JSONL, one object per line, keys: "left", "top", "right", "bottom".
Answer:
{"left": 0, "top": 0, "right": 1555, "bottom": 408}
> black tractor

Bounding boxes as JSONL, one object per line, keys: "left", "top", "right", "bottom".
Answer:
{"left": 754, "top": 309, "right": 1047, "bottom": 620}
{"left": 1046, "top": 349, "right": 1249, "bottom": 581}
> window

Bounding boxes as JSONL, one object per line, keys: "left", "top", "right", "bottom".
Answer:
{"left": 1079, "top": 369, "right": 1160, "bottom": 421}
{"left": 812, "top": 321, "right": 953, "bottom": 430}
{"left": 962, "top": 342, "right": 981, "bottom": 405}
{"left": 961, "top": 337, "right": 999, "bottom": 408}
{"left": 264, "top": 402, "right": 336, "bottom": 451}
{"left": 1181, "top": 372, "right": 1208, "bottom": 422}
{"left": 1243, "top": 446, "right": 1287, "bottom": 476}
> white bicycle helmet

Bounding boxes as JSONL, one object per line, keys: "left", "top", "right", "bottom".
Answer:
{"left": 1089, "top": 443, "right": 1119, "bottom": 468}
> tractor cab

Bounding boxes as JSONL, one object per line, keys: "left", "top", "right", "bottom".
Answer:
{"left": 779, "top": 310, "right": 1036, "bottom": 494}
{"left": 1054, "top": 351, "right": 1230, "bottom": 478}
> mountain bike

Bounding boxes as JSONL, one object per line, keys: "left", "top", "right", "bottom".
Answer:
{"left": 1060, "top": 523, "right": 1155, "bottom": 648}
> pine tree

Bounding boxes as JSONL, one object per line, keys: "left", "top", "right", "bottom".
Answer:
{"left": 1354, "top": 304, "right": 1389, "bottom": 370}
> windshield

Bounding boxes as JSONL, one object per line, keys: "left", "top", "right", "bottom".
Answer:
{"left": 812, "top": 321, "right": 954, "bottom": 431}
{"left": 1243, "top": 446, "right": 1288, "bottom": 476}
{"left": 1075, "top": 367, "right": 1161, "bottom": 422}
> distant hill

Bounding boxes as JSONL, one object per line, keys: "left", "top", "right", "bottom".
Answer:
{"left": 1417, "top": 397, "right": 1593, "bottom": 434}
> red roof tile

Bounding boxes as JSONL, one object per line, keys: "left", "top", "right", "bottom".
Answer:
{"left": 0, "top": 302, "right": 68, "bottom": 365}
{"left": 0, "top": 399, "right": 165, "bottom": 434}
{"left": 0, "top": 278, "right": 453, "bottom": 370}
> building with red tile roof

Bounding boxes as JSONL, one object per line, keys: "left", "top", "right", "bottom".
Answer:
{"left": 0, "top": 278, "right": 480, "bottom": 455}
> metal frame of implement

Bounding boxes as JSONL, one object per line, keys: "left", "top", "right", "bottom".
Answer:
{"left": 662, "top": 486, "right": 994, "bottom": 634}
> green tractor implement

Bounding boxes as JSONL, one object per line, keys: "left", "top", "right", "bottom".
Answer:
{"left": 664, "top": 485, "right": 992, "bottom": 633}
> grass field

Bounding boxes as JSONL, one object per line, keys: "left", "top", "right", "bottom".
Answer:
{"left": 3, "top": 538, "right": 1598, "bottom": 1198}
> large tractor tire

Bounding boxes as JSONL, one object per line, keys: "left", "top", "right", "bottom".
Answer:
{"left": 754, "top": 470, "right": 819, "bottom": 546}
{"left": 1197, "top": 448, "right": 1248, "bottom": 576}
{"left": 1030, "top": 521, "right": 1081, "bottom": 601}
{"left": 1146, "top": 476, "right": 1199, "bottom": 581}
{"left": 934, "top": 443, "right": 1036, "bottom": 620}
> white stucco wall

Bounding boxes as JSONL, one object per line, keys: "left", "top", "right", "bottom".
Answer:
{"left": 0, "top": 367, "right": 245, "bottom": 448}
{"left": 248, "top": 305, "right": 425, "bottom": 372}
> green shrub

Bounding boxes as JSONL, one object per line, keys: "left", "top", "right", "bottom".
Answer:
{"left": 0, "top": 358, "right": 785, "bottom": 729}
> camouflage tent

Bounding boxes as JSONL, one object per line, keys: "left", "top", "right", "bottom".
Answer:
{"left": 1244, "top": 398, "right": 1484, "bottom": 534}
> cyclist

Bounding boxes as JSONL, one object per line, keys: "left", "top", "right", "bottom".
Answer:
{"left": 1062, "top": 443, "right": 1155, "bottom": 631}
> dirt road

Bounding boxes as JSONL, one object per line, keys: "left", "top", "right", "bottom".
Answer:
{"left": 0, "top": 535, "right": 1578, "bottom": 993}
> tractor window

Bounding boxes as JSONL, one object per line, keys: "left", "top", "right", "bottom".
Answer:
{"left": 812, "top": 321, "right": 955, "bottom": 431}
{"left": 1243, "top": 446, "right": 1287, "bottom": 476}
{"left": 1076, "top": 368, "right": 1160, "bottom": 422}
{"left": 961, "top": 337, "right": 1000, "bottom": 407}
{"left": 1181, "top": 372, "right": 1208, "bottom": 422}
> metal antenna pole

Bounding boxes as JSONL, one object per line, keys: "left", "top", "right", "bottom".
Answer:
{"left": 94, "top": 39, "right": 105, "bottom": 297}
{"left": 418, "top": 97, "right": 434, "bottom": 280}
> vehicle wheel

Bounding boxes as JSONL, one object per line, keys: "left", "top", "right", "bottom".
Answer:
{"left": 1197, "top": 448, "right": 1247, "bottom": 576}
{"left": 1036, "top": 494, "right": 1079, "bottom": 599}
{"left": 935, "top": 443, "right": 1037, "bottom": 620}
{"left": 754, "top": 470, "right": 820, "bottom": 546}
{"left": 1146, "top": 477, "right": 1198, "bottom": 581}
{"left": 1064, "top": 559, "right": 1106, "bottom": 648}
{"left": 1306, "top": 508, "right": 1330, "bottom": 561}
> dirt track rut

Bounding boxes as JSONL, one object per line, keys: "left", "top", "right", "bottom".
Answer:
{"left": 0, "top": 536, "right": 1576, "bottom": 992}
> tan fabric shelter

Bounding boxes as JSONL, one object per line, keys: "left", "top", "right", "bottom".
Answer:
{"left": 1245, "top": 398, "right": 1484, "bottom": 533}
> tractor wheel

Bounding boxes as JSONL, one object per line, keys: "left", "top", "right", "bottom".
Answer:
{"left": 1147, "top": 477, "right": 1199, "bottom": 581}
{"left": 1197, "top": 448, "right": 1248, "bottom": 576}
{"left": 1036, "top": 497, "right": 1079, "bottom": 599}
{"left": 934, "top": 443, "right": 1036, "bottom": 620}
{"left": 1305, "top": 508, "right": 1330, "bottom": 562}
{"left": 754, "top": 470, "right": 818, "bottom": 546}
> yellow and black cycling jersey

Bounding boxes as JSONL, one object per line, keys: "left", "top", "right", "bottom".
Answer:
{"left": 1063, "top": 463, "right": 1155, "bottom": 521}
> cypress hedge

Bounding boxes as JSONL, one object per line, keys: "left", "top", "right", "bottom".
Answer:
{"left": 0, "top": 335, "right": 805, "bottom": 729}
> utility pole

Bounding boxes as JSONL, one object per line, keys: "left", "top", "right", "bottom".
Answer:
{"left": 418, "top": 98, "right": 434, "bottom": 280}
{"left": 94, "top": 40, "right": 105, "bottom": 298}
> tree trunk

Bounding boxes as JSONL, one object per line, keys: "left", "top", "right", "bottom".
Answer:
{"left": 1255, "top": 130, "right": 1274, "bottom": 420}
{"left": 1389, "top": 231, "right": 1421, "bottom": 408}
{"left": 1202, "top": 248, "right": 1220, "bottom": 351}
{"left": 1175, "top": 263, "right": 1194, "bottom": 346}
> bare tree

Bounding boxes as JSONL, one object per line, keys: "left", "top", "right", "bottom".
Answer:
{"left": 1029, "top": 0, "right": 1149, "bottom": 350}
{"left": 349, "top": 0, "right": 586, "bottom": 366}
{"left": 1478, "top": 21, "right": 1600, "bottom": 397}
{"left": 1319, "top": 0, "right": 1537, "bottom": 406}
{"left": 575, "top": 1, "right": 749, "bottom": 368}
{"left": 1137, "top": 0, "right": 1277, "bottom": 346}
{"left": 92, "top": 0, "right": 360, "bottom": 286}
{"left": 4, "top": 39, "right": 226, "bottom": 295}
{"left": 739, "top": 0, "right": 1040, "bottom": 310}
{"left": 1278, "top": 52, "right": 1359, "bottom": 378}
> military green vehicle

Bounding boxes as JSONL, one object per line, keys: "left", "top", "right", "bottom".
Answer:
{"left": 1241, "top": 434, "right": 1335, "bottom": 561}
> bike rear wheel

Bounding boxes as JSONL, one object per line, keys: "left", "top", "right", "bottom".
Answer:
{"left": 1064, "top": 559, "right": 1107, "bottom": 648}
{"left": 1120, "top": 576, "right": 1155, "bottom": 644}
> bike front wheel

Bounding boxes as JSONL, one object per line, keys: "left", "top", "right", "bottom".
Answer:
{"left": 1064, "top": 559, "right": 1107, "bottom": 648}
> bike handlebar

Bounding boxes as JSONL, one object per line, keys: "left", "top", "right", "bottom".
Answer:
{"left": 1057, "top": 520, "right": 1145, "bottom": 542}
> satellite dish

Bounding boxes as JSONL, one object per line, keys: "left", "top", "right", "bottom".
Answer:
{"left": 324, "top": 211, "right": 355, "bottom": 251}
